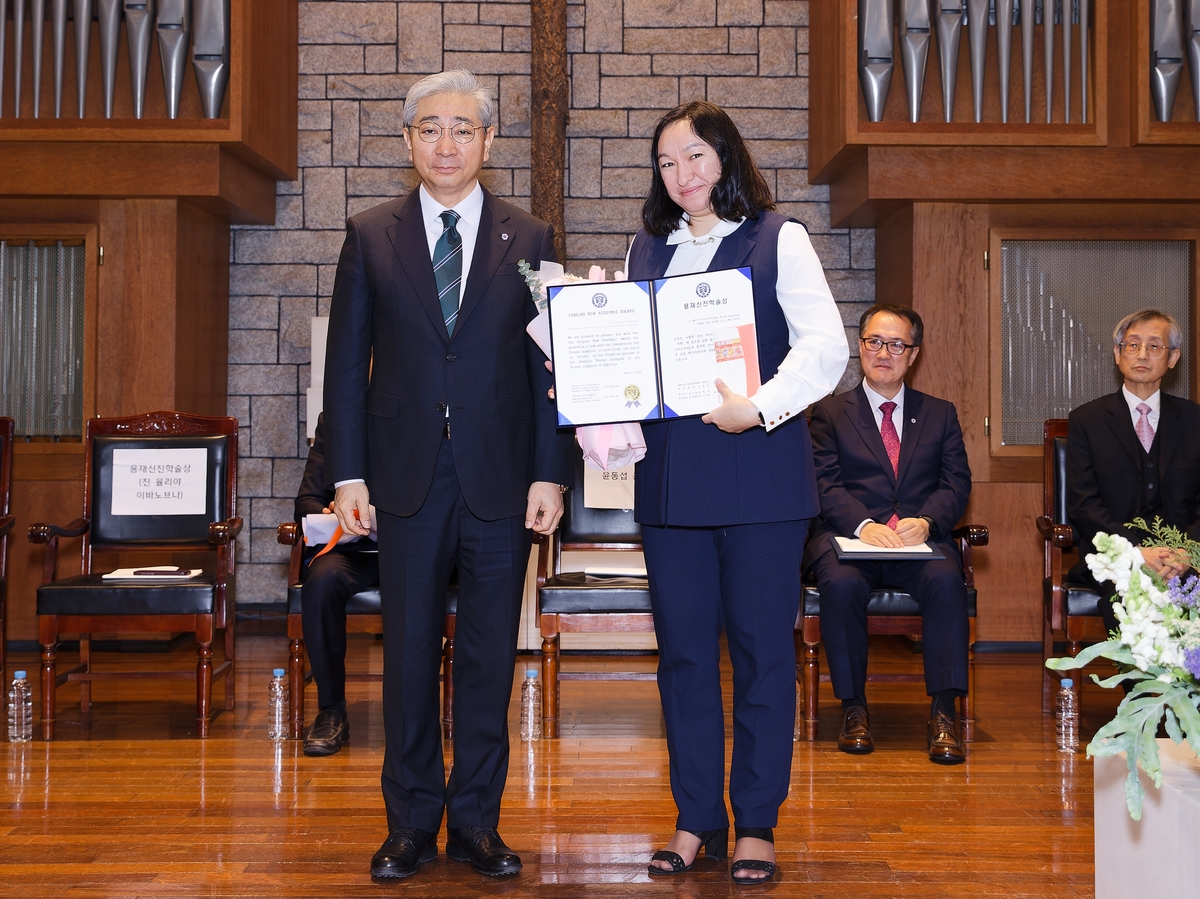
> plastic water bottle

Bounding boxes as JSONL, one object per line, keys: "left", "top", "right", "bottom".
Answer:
{"left": 7, "top": 670, "right": 32, "bottom": 743}
{"left": 267, "top": 668, "right": 289, "bottom": 741}
{"left": 520, "top": 669, "right": 542, "bottom": 742}
{"left": 1056, "top": 678, "right": 1079, "bottom": 753}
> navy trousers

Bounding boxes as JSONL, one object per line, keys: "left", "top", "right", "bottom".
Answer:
{"left": 300, "top": 549, "right": 380, "bottom": 709}
{"left": 641, "top": 519, "right": 807, "bottom": 831}
{"left": 809, "top": 551, "right": 969, "bottom": 699}
{"left": 376, "top": 436, "right": 531, "bottom": 833}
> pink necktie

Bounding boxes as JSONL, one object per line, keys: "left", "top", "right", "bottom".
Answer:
{"left": 880, "top": 401, "right": 900, "bottom": 529}
{"left": 1135, "top": 403, "right": 1154, "bottom": 453}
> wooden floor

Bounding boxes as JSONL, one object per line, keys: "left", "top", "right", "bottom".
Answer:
{"left": 0, "top": 632, "right": 1117, "bottom": 898}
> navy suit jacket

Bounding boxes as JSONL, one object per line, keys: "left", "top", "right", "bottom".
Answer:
{"left": 323, "top": 188, "right": 574, "bottom": 521}
{"left": 1067, "top": 390, "right": 1200, "bottom": 552}
{"left": 804, "top": 384, "right": 972, "bottom": 569}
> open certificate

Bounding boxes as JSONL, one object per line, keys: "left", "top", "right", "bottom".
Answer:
{"left": 548, "top": 267, "right": 757, "bottom": 426}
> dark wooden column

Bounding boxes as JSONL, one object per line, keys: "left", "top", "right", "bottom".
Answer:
{"left": 530, "top": 0, "right": 569, "bottom": 263}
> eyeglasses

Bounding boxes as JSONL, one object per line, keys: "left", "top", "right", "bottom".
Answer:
{"left": 1118, "top": 341, "right": 1169, "bottom": 358}
{"left": 860, "top": 336, "right": 917, "bottom": 355}
{"left": 410, "top": 122, "right": 486, "bottom": 144}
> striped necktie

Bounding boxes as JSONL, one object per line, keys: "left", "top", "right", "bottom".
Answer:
{"left": 434, "top": 210, "right": 462, "bottom": 337}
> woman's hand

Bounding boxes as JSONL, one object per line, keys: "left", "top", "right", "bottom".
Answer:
{"left": 701, "top": 379, "right": 760, "bottom": 434}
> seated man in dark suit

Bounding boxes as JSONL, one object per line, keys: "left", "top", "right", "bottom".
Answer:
{"left": 295, "top": 413, "right": 379, "bottom": 756}
{"left": 805, "top": 304, "right": 972, "bottom": 764}
{"left": 1067, "top": 308, "right": 1200, "bottom": 636}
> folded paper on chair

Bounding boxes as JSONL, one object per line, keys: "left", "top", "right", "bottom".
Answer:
{"left": 102, "top": 566, "right": 203, "bottom": 580}
{"left": 833, "top": 537, "right": 945, "bottom": 561}
{"left": 303, "top": 512, "right": 377, "bottom": 547}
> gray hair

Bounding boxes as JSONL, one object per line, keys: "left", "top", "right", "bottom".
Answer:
{"left": 1112, "top": 308, "right": 1183, "bottom": 351}
{"left": 402, "top": 71, "right": 496, "bottom": 129}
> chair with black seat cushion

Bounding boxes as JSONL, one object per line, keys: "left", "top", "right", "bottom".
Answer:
{"left": 1037, "top": 418, "right": 1107, "bottom": 713}
{"left": 0, "top": 416, "right": 13, "bottom": 706}
{"left": 537, "top": 458, "right": 655, "bottom": 738}
{"left": 796, "top": 524, "right": 988, "bottom": 742}
{"left": 277, "top": 522, "right": 459, "bottom": 740}
{"left": 29, "top": 411, "right": 241, "bottom": 739}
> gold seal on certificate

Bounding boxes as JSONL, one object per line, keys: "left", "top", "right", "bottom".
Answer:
{"left": 624, "top": 385, "right": 641, "bottom": 407}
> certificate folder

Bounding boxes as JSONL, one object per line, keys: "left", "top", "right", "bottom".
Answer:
{"left": 833, "top": 537, "right": 945, "bottom": 561}
{"left": 547, "top": 267, "right": 757, "bottom": 427}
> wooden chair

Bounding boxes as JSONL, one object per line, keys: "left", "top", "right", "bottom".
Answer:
{"left": 796, "top": 524, "right": 989, "bottom": 742}
{"left": 277, "top": 523, "right": 458, "bottom": 740}
{"left": 29, "top": 411, "right": 241, "bottom": 739}
{"left": 537, "top": 459, "right": 654, "bottom": 738}
{"left": 0, "top": 416, "right": 13, "bottom": 709}
{"left": 1036, "top": 418, "right": 1107, "bottom": 713}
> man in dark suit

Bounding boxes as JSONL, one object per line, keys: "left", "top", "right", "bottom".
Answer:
{"left": 805, "top": 304, "right": 972, "bottom": 764}
{"left": 322, "top": 71, "right": 574, "bottom": 881}
{"left": 293, "top": 413, "right": 378, "bottom": 757}
{"left": 1067, "top": 309, "right": 1200, "bottom": 636}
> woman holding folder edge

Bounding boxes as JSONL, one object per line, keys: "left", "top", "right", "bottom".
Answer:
{"left": 627, "top": 102, "right": 848, "bottom": 884}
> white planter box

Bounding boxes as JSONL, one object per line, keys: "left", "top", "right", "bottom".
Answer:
{"left": 1094, "top": 739, "right": 1200, "bottom": 898}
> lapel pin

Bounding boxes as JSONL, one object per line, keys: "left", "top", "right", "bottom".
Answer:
{"left": 911, "top": 418, "right": 916, "bottom": 424}
{"left": 501, "top": 233, "right": 509, "bottom": 241}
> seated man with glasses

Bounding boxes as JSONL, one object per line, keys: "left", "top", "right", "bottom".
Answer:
{"left": 1067, "top": 308, "right": 1200, "bottom": 636}
{"left": 804, "top": 303, "right": 972, "bottom": 764}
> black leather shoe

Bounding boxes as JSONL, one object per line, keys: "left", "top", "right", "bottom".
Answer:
{"left": 370, "top": 828, "right": 437, "bottom": 880}
{"left": 446, "top": 826, "right": 522, "bottom": 876}
{"left": 303, "top": 707, "right": 349, "bottom": 757}
{"left": 927, "top": 710, "right": 966, "bottom": 764}
{"left": 837, "top": 705, "right": 874, "bottom": 754}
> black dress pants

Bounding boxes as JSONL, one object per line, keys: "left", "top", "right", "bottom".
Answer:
{"left": 301, "top": 549, "right": 380, "bottom": 709}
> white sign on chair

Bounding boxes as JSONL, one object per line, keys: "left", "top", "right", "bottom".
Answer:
{"left": 110, "top": 448, "right": 208, "bottom": 515}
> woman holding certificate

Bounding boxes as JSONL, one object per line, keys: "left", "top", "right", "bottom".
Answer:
{"left": 632, "top": 102, "right": 848, "bottom": 884}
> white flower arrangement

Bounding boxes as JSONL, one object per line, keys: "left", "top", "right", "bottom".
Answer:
{"left": 1047, "top": 519, "right": 1200, "bottom": 819}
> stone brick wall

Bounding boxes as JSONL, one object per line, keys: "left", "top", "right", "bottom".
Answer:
{"left": 228, "top": 0, "right": 875, "bottom": 604}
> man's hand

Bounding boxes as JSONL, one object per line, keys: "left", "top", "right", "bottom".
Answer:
{"left": 526, "top": 481, "right": 564, "bottom": 535}
{"left": 701, "top": 379, "right": 760, "bottom": 434}
{"left": 1141, "top": 545, "right": 1188, "bottom": 579}
{"left": 859, "top": 522, "right": 905, "bottom": 548}
{"left": 332, "top": 483, "right": 373, "bottom": 537}
{"left": 894, "top": 517, "right": 931, "bottom": 546}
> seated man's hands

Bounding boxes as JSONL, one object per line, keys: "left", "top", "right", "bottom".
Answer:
{"left": 859, "top": 517, "right": 930, "bottom": 548}
{"left": 1141, "top": 545, "right": 1189, "bottom": 579}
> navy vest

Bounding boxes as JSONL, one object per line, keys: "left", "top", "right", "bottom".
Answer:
{"left": 628, "top": 213, "right": 819, "bottom": 527}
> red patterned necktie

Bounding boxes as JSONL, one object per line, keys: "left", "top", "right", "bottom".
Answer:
{"left": 880, "top": 401, "right": 900, "bottom": 529}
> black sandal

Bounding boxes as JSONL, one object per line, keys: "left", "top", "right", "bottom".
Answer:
{"left": 731, "top": 826, "right": 777, "bottom": 885}
{"left": 647, "top": 828, "right": 729, "bottom": 875}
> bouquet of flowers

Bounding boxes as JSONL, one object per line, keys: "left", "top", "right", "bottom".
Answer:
{"left": 1046, "top": 518, "right": 1200, "bottom": 819}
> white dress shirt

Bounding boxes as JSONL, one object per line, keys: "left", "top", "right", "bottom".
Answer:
{"left": 1121, "top": 385, "right": 1161, "bottom": 434}
{"left": 626, "top": 217, "right": 849, "bottom": 431}
{"left": 854, "top": 380, "right": 907, "bottom": 536}
{"left": 418, "top": 181, "right": 484, "bottom": 305}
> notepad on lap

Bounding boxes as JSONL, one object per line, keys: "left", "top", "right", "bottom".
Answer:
{"left": 833, "top": 537, "right": 945, "bottom": 561}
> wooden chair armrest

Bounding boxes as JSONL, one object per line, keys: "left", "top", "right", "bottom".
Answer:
{"left": 209, "top": 517, "right": 244, "bottom": 545}
{"left": 1036, "top": 516, "right": 1075, "bottom": 548}
{"left": 0, "top": 515, "right": 14, "bottom": 539}
{"left": 27, "top": 518, "right": 89, "bottom": 544}
{"left": 278, "top": 521, "right": 301, "bottom": 545}
{"left": 951, "top": 524, "right": 988, "bottom": 547}
{"left": 535, "top": 533, "right": 551, "bottom": 590}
